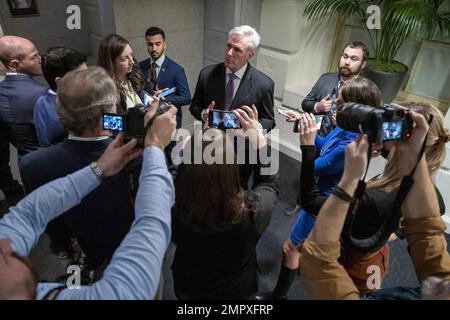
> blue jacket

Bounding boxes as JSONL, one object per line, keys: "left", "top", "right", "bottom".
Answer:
{"left": 0, "top": 74, "right": 47, "bottom": 158}
{"left": 139, "top": 56, "right": 191, "bottom": 127}
{"left": 314, "top": 126, "right": 359, "bottom": 195}
{"left": 33, "top": 90, "right": 66, "bottom": 147}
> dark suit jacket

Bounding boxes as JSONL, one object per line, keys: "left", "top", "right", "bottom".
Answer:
{"left": 33, "top": 91, "right": 66, "bottom": 147}
{"left": 189, "top": 63, "right": 275, "bottom": 131}
{"left": 301, "top": 72, "right": 340, "bottom": 114}
{"left": 139, "top": 56, "right": 191, "bottom": 127}
{"left": 20, "top": 138, "right": 142, "bottom": 267}
{"left": 0, "top": 74, "right": 47, "bottom": 158}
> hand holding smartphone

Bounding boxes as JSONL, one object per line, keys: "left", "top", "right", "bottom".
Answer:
{"left": 293, "top": 115, "right": 324, "bottom": 133}
{"left": 277, "top": 107, "right": 301, "bottom": 122}
{"left": 209, "top": 110, "right": 241, "bottom": 129}
{"left": 157, "top": 87, "right": 176, "bottom": 99}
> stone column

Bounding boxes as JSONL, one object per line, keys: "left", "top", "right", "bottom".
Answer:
{"left": 204, "top": 0, "right": 263, "bottom": 66}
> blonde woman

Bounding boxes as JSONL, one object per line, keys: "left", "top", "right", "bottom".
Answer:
{"left": 299, "top": 101, "right": 448, "bottom": 296}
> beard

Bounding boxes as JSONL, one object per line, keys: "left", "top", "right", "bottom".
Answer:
{"left": 151, "top": 51, "right": 162, "bottom": 60}
{"left": 339, "top": 66, "right": 358, "bottom": 77}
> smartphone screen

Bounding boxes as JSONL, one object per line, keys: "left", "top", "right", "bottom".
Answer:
{"left": 158, "top": 87, "right": 176, "bottom": 98}
{"left": 382, "top": 120, "right": 403, "bottom": 141}
{"left": 314, "top": 115, "right": 324, "bottom": 130}
{"left": 209, "top": 110, "right": 241, "bottom": 129}
{"left": 103, "top": 114, "right": 124, "bottom": 132}
{"left": 142, "top": 91, "right": 153, "bottom": 106}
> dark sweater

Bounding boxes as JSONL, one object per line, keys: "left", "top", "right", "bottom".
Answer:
{"left": 171, "top": 158, "right": 279, "bottom": 299}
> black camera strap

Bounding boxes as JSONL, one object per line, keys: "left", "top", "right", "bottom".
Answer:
{"left": 144, "top": 106, "right": 166, "bottom": 133}
{"left": 343, "top": 116, "right": 432, "bottom": 251}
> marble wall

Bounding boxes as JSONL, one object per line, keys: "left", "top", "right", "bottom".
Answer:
{"left": 0, "top": 0, "right": 90, "bottom": 55}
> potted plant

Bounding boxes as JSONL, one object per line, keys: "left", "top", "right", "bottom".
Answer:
{"left": 304, "top": 0, "right": 450, "bottom": 103}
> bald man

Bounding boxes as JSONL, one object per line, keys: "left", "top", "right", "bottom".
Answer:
{"left": 0, "top": 36, "right": 46, "bottom": 195}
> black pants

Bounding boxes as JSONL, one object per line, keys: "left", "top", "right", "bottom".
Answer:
{"left": 0, "top": 129, "right": 16, "bottom": 190}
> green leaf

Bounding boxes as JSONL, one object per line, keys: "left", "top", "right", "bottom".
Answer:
{"left": 303, "top": 0, "right": 450, "bottom": 64}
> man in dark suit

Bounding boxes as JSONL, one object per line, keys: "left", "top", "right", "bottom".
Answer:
{"left": 139, "top": 26, "right": 191, "bottom": 129}
{"left": 285, "top": 41, "right": 369, "bottom": 216}
{"left": 189, "top": 25, "right": 275, "bottom": 132}
{"left": 302, "top": 41, "right": 369, "bottom": 135}
{"left": 21, "top": 67, "right": 141, "bottom": 272}
{"left": 34, "top": 47, "right": 87, "bottom": 147}
{"left": 0, "top": 36, "right": 47, "bottom": 197}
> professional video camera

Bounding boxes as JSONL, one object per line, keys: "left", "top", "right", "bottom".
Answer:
{"left": 102, "top": 103, "right": 168, "bottom": 147}
{"left": 337, "top": 103, "right": 413, "bottom": 143}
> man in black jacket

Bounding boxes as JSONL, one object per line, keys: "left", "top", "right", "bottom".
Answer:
{"left": 190, "top": 25, "right": 275, "bottom": 132}
{"left": 285, "top": 40, "right": 369, "bottom": 216}
{"left": 0, "top": 36, "right": 47, "bottom": 198}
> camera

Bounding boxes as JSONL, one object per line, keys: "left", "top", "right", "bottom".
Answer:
{"left": 209, "top": 110, "right": 241, "bottom": 129}
{"left": 337, "top": 103, "right": 413, "bottom": 143}
{"left": 103, "top": 103, "right": 167, "bottom": 147}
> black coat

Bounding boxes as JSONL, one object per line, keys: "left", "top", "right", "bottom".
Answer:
{"left": 190, "top": 63, "right": 275, "bottom": 132}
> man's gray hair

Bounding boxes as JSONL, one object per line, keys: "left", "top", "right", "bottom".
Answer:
{"left": 57, "top": 67, "right": 117, "bottom": 136}
{"left": 228, "top": 25, "right": 261, "bottom": 53}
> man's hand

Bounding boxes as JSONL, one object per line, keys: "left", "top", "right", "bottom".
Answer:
{"left": 97, "top": 133, "right": 143, "bottom": 178}
{"left": 234, "top": 104, "right": 266, "bottom": 149}
{"left": 315, "top": 94, "right": 332, "bottom": 113}
{"left": 395, "top": 111, "right": 429, "bottom": 176}
{"left": 144, "top": 104, "right": 178, "bottom": 150}
{"left": 202, "top": 101, "right": 215, "bottom": 129}
{"left": 299, "top": 113, "right": 317, "bottom": 146}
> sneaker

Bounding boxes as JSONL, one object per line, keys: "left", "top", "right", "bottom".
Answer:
{"left": 284, "top": 204, "right": 301, "bottom": 216}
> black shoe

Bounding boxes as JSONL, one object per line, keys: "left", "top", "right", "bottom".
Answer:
{"left": 1, "top": 182, "right": 24, "bottom": 197}
{"left": 253, "top": 291, "right": 288, "bottom": 300}
{"left": 284, "top": 204, "right": 301, "bottom": 216}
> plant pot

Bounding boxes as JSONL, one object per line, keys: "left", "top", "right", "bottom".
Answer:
{"left": 361, "top": 62, "right": 408, "bottom": 104}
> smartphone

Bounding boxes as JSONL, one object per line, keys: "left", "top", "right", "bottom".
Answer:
{"left": 293, "top": 115, "right": 325, "bottom": 133}
{"left": 314, "top": 115, "right": 324, "bottom": 130}
{"left": 381, "top": 120, "right": 404, "bottom": 141}
{"left": 103, "top": 114, "right": 124, "bottom": 132}
{"left": 158, "top": 87, "right": 176, "bottom": 98}
{"left": 209, "top": 110, "right": 241, "bottom": 129}
{"left": 277, "top": 108, "right": 291, "bottom": 118}
{"left": 142, "top": 91, "right": 154, "bottom": 106}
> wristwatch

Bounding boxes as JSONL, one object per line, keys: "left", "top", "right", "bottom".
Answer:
{"left": 89, "top": 162, "right": 106, "bottom": 182}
